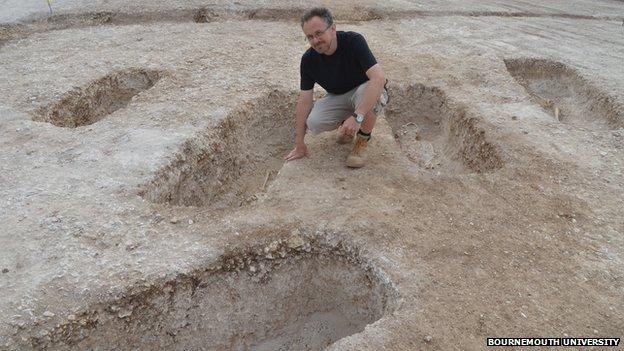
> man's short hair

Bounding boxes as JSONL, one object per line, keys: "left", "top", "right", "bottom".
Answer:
{"left": 300, "top": 7, "right": 333, "bottom": 28}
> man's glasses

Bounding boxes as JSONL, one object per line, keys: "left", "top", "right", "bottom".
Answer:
{"left": 304, "top": 24, "right": 331, "bottom": 42}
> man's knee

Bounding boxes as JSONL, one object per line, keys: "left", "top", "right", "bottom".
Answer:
{"left": 306, "top": 115, "right": 336, "bottom": 135}
{"left": 306, "top": 111, "right": 328, "bottom": 134}
{"left": 351, "top": 81, "right": 388, "bottom": 115}
{"left": 306, "top": 116, "right": 321, "bottom": 134}
{"left": 306, "top": 107, "right": 343, "bottom": 134}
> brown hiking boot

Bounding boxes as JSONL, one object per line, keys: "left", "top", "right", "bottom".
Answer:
{"left": 346, "top": 134, "right": 370, "bottom": 168}
{"left": 337, "top": 131, "right": 355, "bottom": 144}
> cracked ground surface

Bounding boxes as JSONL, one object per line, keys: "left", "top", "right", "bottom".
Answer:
{"left": 1, "top": 0, "right": 623, "bottom": 350}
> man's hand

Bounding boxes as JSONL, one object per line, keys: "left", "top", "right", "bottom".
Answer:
{"left": 284, "top": 144, "right": 310, "bottom": 161}
{"left": 341, "top": 116, "right": 360, "bottom": 137}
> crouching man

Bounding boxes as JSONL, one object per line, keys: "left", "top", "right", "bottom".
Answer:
{"left": 284, "top": 7, "right": 388, "bottom": 168}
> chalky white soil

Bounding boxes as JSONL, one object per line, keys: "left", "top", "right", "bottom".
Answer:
{"left": 1, "top": 1, "right": 623, "bottom": 350}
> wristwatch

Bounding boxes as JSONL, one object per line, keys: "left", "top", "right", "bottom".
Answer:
{"left": 352, "top": 112, "right": 365, "bottom": 123}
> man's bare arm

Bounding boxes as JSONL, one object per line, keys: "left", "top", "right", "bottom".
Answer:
{"left": 285, "top": 90, "right": 314, "bottom": 161}
{"left": 295, "top": 90, "right": 314, "bottom": 146}
{"left": 355, "top": 64, "right": 385, "bottom": 116}
{"left": 341, "top": 64, "right": 385, "bottom": 136}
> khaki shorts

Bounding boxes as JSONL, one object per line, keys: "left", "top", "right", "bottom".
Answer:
{"left": 306, "top": 81, "right": 388, "bottom": 134}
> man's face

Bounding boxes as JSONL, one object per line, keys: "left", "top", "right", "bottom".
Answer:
{"left": 302, "top": 16, "right": 335, "bottom": 54}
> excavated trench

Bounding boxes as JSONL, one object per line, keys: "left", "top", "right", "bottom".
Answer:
{"left": 1, "top": 7, "right": 615, "bottom": 51}
{"left": 1, "top": 8, "right": 617, "bottom": 52}
{"left": 21, "top": 8, "right": 618, "bottom": 28}
{"left": 385, "top": 84, "right": 503, "bottom": 174}
{"left": 33, "top": 68, "right": 161, "bottom": 128}
{"left": 505, "top": 58, "right": 624, "bottom": 130}
{"left": 139, "top": 90, "right": 295, "bottom": 208}
{"left": 21, "top": 236, "right": 399, "bottom": 351}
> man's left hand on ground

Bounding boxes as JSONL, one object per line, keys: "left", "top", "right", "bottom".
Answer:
{"left": 284, "top": 144, "right": 310, "bottom": 161}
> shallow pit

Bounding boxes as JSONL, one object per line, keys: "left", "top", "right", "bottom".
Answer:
{"left": 34, "top": 68, "right": 161, "bottom": 128}
{"left": 139, "top": 90, "right": 295, "bottom": 208}
{"left": 21, "top": 236, "right": 399, "bottom": 350}
{"left": 193, "top": 8, "right": 217, "bottom": 23}
{"left": 0, "top": 24, "right": 21, "bottom": 48}
{"left": 504, "top": 58, "right": 623, "bottom": 130}
{"left": 385, "top": 84, "right": 503, "bottom": 173}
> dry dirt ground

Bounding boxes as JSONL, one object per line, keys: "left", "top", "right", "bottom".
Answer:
{"left": 1, "top": 1, "right": 624, "bottom": 350}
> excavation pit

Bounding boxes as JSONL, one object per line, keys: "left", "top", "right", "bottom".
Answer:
{"left": 193, "top": 8, "right": 217, "bottom": 23}
{"left": 504, "top": 58, "right": 624, "bottom": 130}
{"left": 385, "top": 84, "right": 503, "bottom": 173}
{"left": 24, "top": 238, "right": 399, "bottom": 350}
{"left": 34, "top": 68, "right": 161, "bottom": 128}
{"left": 140, "top": 90, "right": 296, "bottom": 208}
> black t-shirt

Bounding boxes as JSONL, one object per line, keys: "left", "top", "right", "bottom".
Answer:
{"left": 300, "top": 31, "right": 377, "bottom": 95}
